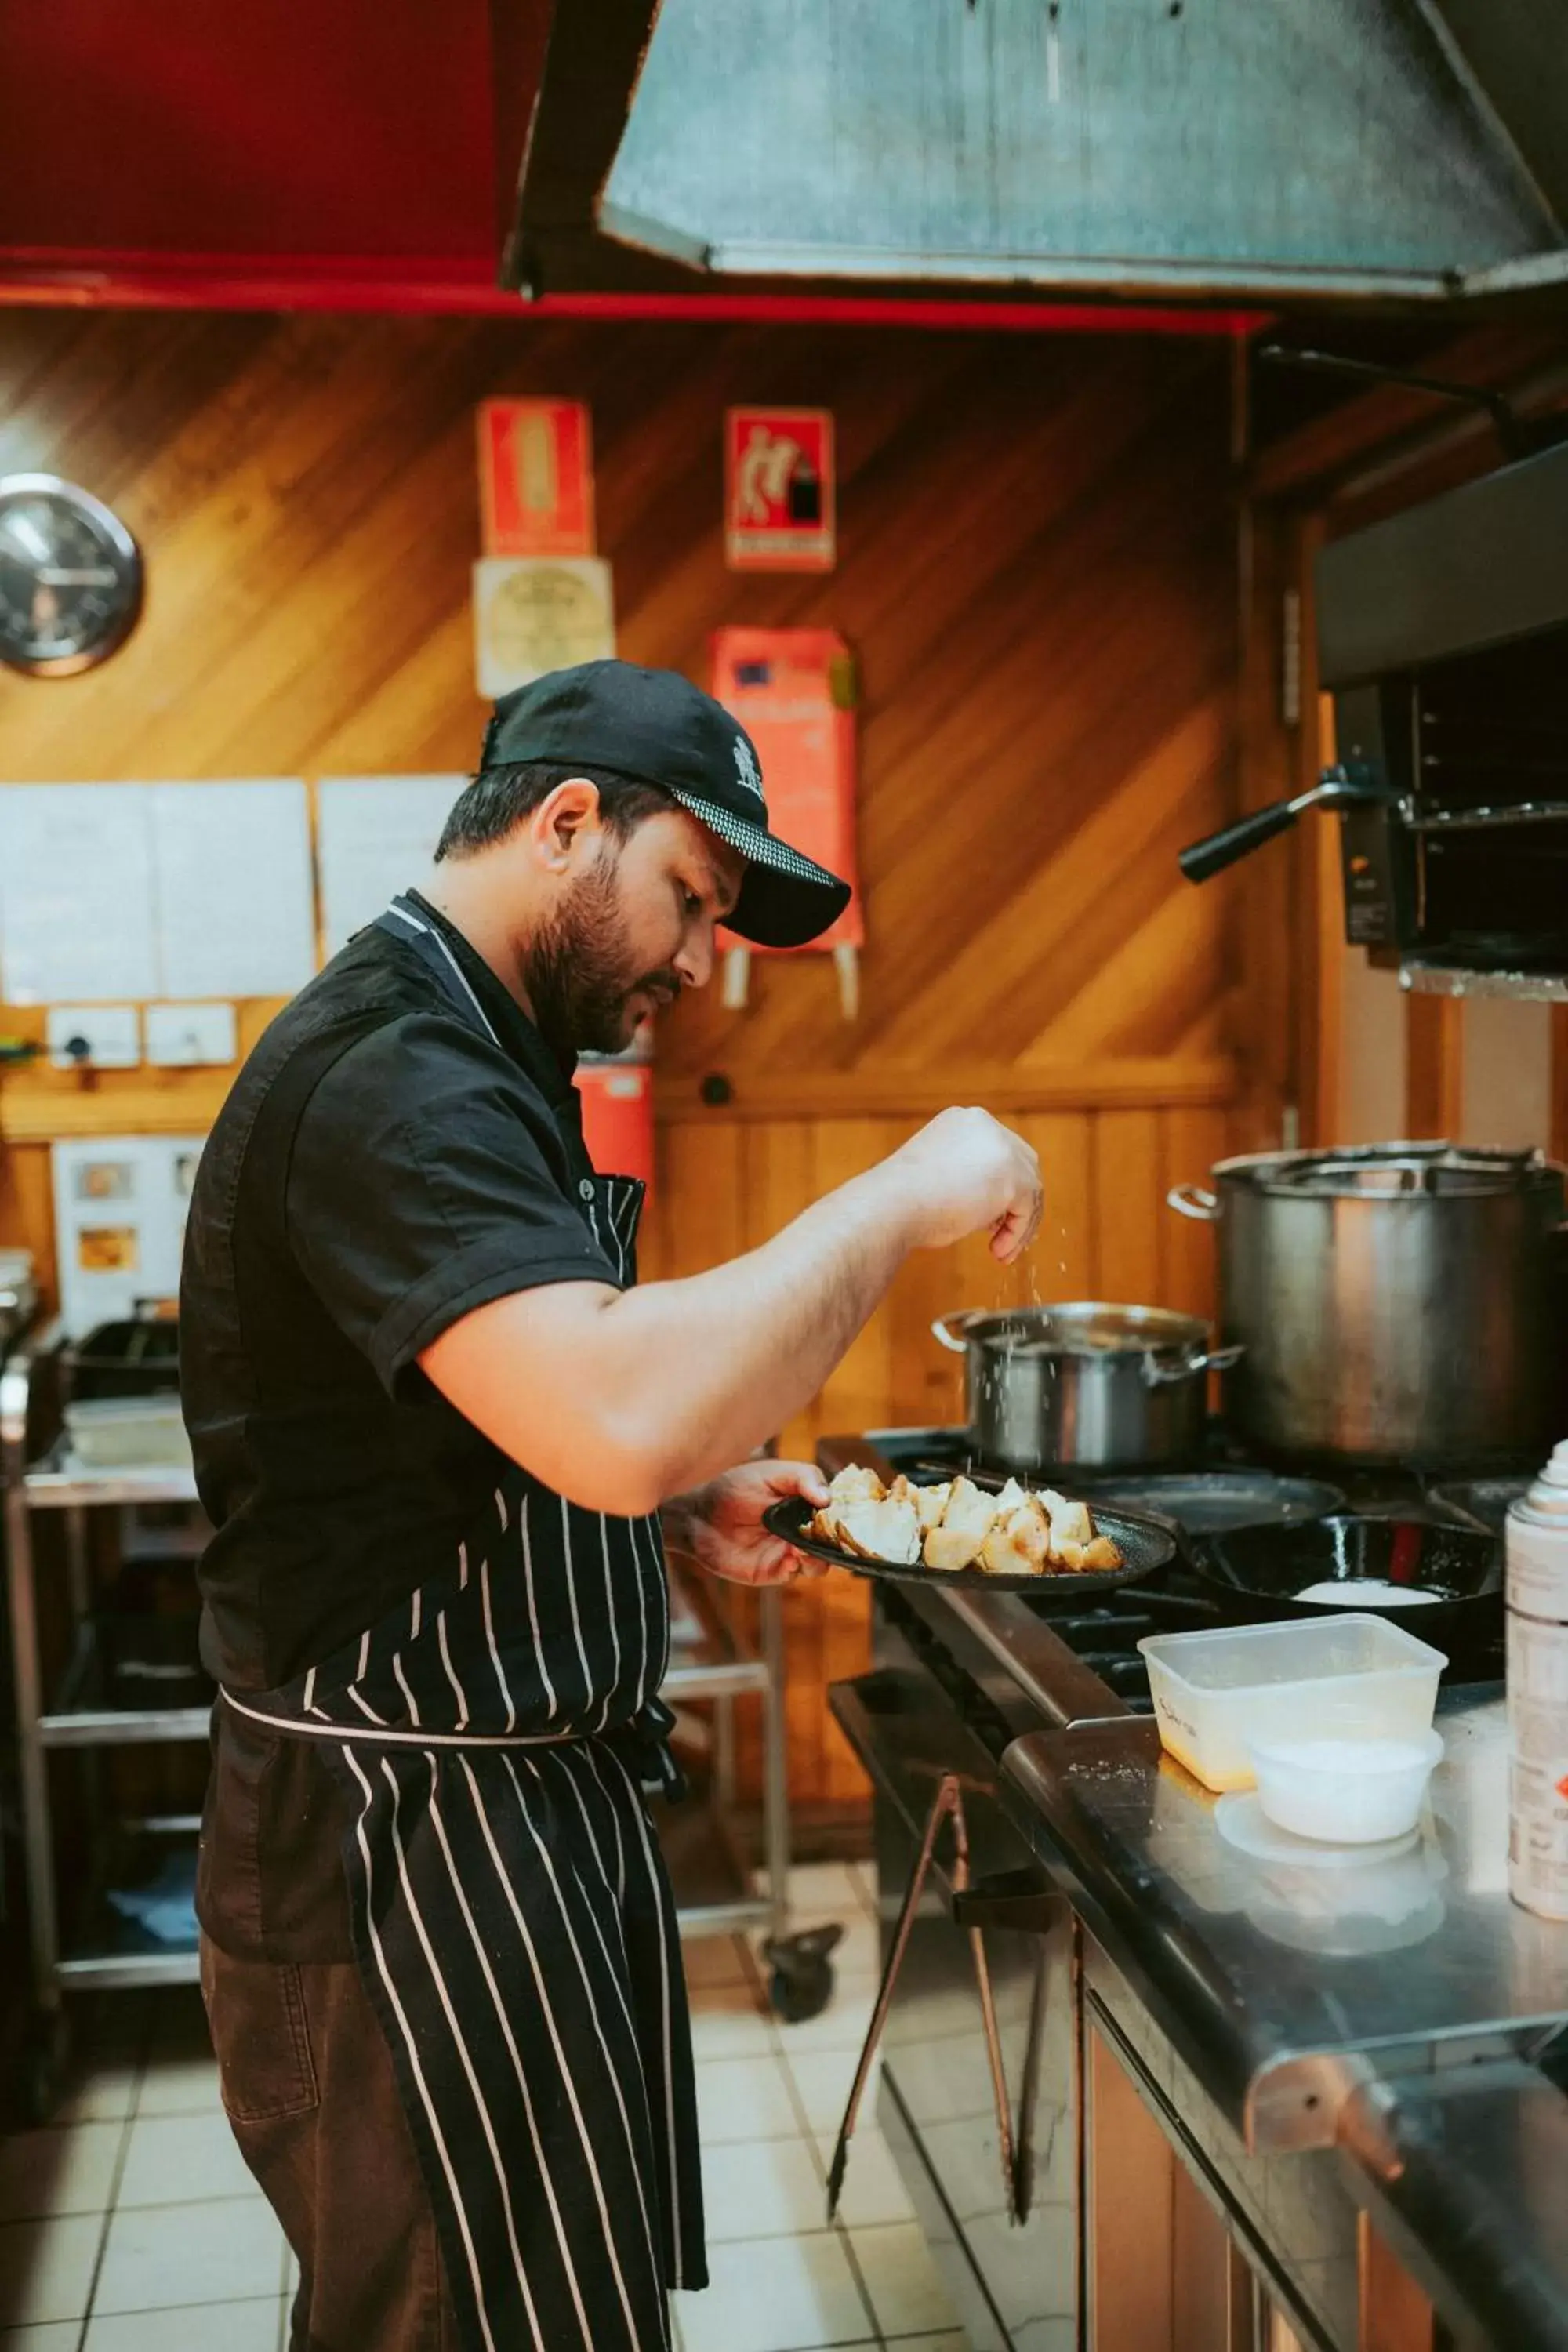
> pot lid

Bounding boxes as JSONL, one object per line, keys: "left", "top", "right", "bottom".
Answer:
{"left": 1214, "top": 1142, "right": 1565, "bottom": 1199}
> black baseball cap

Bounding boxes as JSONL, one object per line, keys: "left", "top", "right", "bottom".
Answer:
{"left": 480, "top": 659, "right": 851, "bottom": 949}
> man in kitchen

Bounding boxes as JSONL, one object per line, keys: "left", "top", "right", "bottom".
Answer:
{"left": 180, "top": 657, "right": 1040, "bottom": 2352}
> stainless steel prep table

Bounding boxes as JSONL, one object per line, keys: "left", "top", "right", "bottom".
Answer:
{"left": 1000, "top": 1689, "right": 1565, "bottom": 2156}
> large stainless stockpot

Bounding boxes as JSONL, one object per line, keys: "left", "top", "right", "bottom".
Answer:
{"left": 1168, "top": 1143, "right": 1568, "bottom": 1464}
{"left": 931, "top": 1301, "right": 1240, "bottom": 1472}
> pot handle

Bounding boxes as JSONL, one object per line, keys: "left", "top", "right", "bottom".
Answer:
{"left": 1167, "top": 1183, "right": 1219, "bottom": 1222}
{"left": 931, "top": 1314, "right": 975, "bottom": 1355}
{"left": 1142, "top": 1342, "right": 1245, "bottom": 1388}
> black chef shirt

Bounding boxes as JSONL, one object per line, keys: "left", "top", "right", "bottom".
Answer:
{"left": 180, "top": 892, "right": 622, "bottom": 1961}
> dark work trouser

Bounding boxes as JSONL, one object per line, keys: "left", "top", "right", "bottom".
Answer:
{"left": 201, "top": 1934, "right": 458, "bottom": 2352}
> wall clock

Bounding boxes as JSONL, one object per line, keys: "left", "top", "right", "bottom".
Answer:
{"left": 0, "top": 474, "right": 143, "bottom": 677}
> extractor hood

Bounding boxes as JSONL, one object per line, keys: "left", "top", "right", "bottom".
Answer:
{"left": 533, "top": 0, "right": 1568, "bottom": 307}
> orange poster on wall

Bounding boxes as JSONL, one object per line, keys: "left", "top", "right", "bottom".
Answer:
{"left": 712, "top": 626, "right": 861, "bottom": 955}
{"left": 477, "top": 399, "right": 596, "bottom": 557}
{"left": 724, "top": 408, "right": 835, "bottom": 572}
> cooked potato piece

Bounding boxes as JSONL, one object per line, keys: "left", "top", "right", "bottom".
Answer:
{"left": 924, "top": 1524, "right": 987, "bottom": 1572}
{"left": 827, "top": 1464, "right": 886, "bottom": 1509}
{"left": 942, "top": 1476, "right": 1000, "bottom": 1542}
{"left": 993, "top": 1477, "right": 1029, "bottom": 1515}
{"left": 833, "top": 1494, "right": 921, "bottom": 1566}
{"left": 980, "top": 1504, "right": 1050, "bottom": 1577}
{"left": 1044, "top": 1494, "right": 1093, "bottom": 1556}
{"left": 913, "top": 1480, "right": 951, "bottom": 1532}
{"left": 1080, "top": 1534, "right": 1123, "bottom": 1571}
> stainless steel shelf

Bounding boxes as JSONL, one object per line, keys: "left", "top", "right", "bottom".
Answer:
{"left": 22, "top": 1452, "right": 198, "bottom": 1509}
{"left": 41, "top": 1705, "right": 212, "bottom": 1749}
{"left": 55, "top": 1948, "right": 200, "bottom": 1991}
{"left": 41, "top": 1621, "right": 212, "bottom": 1747}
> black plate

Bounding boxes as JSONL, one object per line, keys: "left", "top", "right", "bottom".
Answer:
{"left": 763, "top": 1494, "right": 1176, "bottom": 1594}
{"left": 1076, "top": 1471, "right": 1348, "bottom": 1538}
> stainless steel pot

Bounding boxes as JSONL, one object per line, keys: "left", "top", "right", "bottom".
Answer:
{"left": 931, "top": 1301, "right": 1241, "bottom": 1472}
{"left": 1168, "top": 1142, "right": 1568, "bottom": 1465}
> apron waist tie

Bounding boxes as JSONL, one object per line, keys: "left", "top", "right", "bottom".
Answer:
{"left": 218, "top": 1686, "right": 688, "bottom": 1796}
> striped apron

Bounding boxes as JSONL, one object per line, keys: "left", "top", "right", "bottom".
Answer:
{"left": 221, "top": 896, "right": 703, "bottom": 2352}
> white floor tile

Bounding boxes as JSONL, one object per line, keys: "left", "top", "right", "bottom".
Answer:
{"left": 54, "top": 2062, "right": 139, "bottom": 2127}
{"left": 0, "top": 2122, "right": 125, "bottom": 2220}
{"left": 694, "top": 2054, "right": 803, "bottom": 2144}
{"left": 775, "top": 1979, "right": 876, "bottom": 2057}
{"left": 881, "top": 2336, "right": 970, "bottom": 2350}
{"left": 848, "top": 2220, "right": 963, "bottom": 2339}
{"left": 136, "top": 1997, "right": 220, "bottom": 2118}
{"left": 117, "top": 2112, "right": 260, "bottom": 2209}
{"left": 681, "top": 1936, "right": 752, "bottom": 1991}
{"left": 673, "top": 2230, "right": 874, "bottom": 2352}
{"left": 94, "top": 2198, "right": 284, "bottom": 2314}
{"left": 823, "top": 1913, "right": 880, "bottom": 1981}
{"left": 845, "top": 1863, "right": 880, "bottom": 1920}
{"left": 83, "top": 2296, "right": 284, "bottom": 2351}
{"left": 132, "top": 2057, "right": 223, "bottom": 2120}
{"left": 780, "top": 1864, "right": 867, "bottom": 1921}
{"left": 780, "top": 2046, "right": 872, "bottom": 2137}
{"left": 687, "top": 1983, "right": 777, "bottom": 2063}
{"left": 0, "top": 2212, "right": 103, "bottom": 2326}
{"left": 815, "top": 2129, "right": 915, "bottom": 2230}
{"left": 0, "top": 2325, "right": 80, "bottom": 2348}
{"left": 699, "top": 2136, "right": 829, "bottom": 2244}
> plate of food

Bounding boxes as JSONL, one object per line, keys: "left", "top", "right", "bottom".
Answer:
{"left": 765, "top": 1465, "right": 1177, "bottom": 1593}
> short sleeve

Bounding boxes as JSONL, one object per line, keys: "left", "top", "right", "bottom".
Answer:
{"left": 285, "top": 1011, "right": 618, "bottom": 1393}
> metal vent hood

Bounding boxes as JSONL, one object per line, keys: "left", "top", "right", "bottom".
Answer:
{"left": 571, "top": 0, "right": 1568, "bottom": 305}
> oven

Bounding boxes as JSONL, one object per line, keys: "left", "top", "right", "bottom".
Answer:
{"left": 821, "top": 1425, "right": 1530, "bottom": 2351}
{"left": 1179, "top": 436, "right": 1568, "bottom": 995}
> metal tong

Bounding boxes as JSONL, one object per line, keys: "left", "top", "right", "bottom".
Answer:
{"left": 825, "top": 1771, "right": 1058, "bottom": 2228}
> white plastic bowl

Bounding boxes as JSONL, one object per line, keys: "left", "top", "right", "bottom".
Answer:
{"left": 1246, "top": 1729, "right": 1445, "bottom": 1846}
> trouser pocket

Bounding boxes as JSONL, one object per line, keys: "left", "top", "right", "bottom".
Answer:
{"left": 201, "top": 1933, "right": 320, "bottom": 2123}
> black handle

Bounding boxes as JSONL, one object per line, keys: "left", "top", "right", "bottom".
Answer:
{"left": 951, "top": 1867, "right": 1060, "bottom": 1934}
{"left": 1179, "top": 796, "right": 1305, "bottom": 883}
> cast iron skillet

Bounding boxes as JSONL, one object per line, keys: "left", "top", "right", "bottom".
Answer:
{"left": 1189, "top": 1514, "right": 1501, "bottom": 1657}
{"left": 764, "top": 1494, "right": 1176, "bottom": 1595}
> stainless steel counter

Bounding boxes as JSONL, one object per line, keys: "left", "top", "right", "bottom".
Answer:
{"left": 1341, "top": 2059, "right": 1568, "bottom": 2352}
{"left": 1000, "top": 1688, "right": 1568, "bottom": 2156}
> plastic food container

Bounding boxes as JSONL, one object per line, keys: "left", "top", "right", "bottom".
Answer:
{"left": 1138, "top": 1613, "right": 1447, "bottom": 1793}
{"left": 1246, "top": 1729, "right": 1445, "bottom": 1844}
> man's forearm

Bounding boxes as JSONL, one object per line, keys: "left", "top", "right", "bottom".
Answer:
{"left": 422, "top": 1164, "right": 916, "bottom": 1515}
{"left": 601, "top": 1167, "right": 912, "bottom": 1496}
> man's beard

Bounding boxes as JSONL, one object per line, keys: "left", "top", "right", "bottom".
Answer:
{"left": 521, "top": 847, "right": 678, "bottom": 1056}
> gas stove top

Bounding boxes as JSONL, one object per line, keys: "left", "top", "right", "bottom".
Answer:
{"left": 818, "top": 1424, "right": 1516, "bottom": 1731}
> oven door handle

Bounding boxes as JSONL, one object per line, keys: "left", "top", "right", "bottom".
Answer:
{"left": 951, "top": 1865, "right": 1061, "bottom": 1935}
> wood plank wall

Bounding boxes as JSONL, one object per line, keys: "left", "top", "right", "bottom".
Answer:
{"left": 0, "top": 312, "right": 1244, "bottom": 1817}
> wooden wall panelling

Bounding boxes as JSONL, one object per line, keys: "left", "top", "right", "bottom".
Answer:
{"left": 1, "top": 309, "right": 1245, "bottom": 1818}
{"left": 1232, "top": 499, "right": 1297, "bottom": 1151}
{"left": 1161, "top": 1105, "right": 1230, "bottom": 1319}
{"left": 1551, "top": 1007, "right": 1568, "bottom": 1165}
{"left": 1405, "top": 996, "right": 1465, "bottom": 1141}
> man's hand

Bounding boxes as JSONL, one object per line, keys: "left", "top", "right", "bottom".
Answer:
{"left": 874, "top": 1106, "right": 1042, "bottom": 1262}
{"left": 663, "top": 1460, "right": 832, "bottom": 1586}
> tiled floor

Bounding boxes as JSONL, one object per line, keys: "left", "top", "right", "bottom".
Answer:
{"left": 0, "top": 1861, "right": 970, "bottom": 2352}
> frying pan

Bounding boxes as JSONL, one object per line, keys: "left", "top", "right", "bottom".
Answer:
{"left": 1190, "top": 1515, "right": 1501, "bottom": 1659}
{"left": 763, "top": 1495, "right": 1176, "bottom": 1596}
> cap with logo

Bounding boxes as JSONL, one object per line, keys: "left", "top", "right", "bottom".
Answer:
{"left": 480, "top": 659, "right": 851, "bottom": 949}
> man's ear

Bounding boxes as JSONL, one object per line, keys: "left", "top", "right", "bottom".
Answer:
{"left": 532, "top": 778, "right": 603, "bottom": 871}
